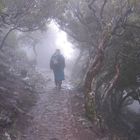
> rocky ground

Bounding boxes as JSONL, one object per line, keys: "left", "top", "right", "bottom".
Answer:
{"left": 20, "top": 83, "right": 92, "bottom": 140}
{"left": 17, "top": 76, "right": 108, "bottom": 140}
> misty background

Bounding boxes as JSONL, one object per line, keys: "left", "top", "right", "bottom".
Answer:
{"left": 16, "top": 21, "right": 80, "bottom": 80}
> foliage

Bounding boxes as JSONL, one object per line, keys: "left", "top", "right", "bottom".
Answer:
{"left": 56, "top": 0, "right": 140, "bottom": 139}
{"left": 0, "top": 0, "right": 67, "bottom": 49}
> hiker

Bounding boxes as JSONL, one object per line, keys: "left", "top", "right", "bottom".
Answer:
{"left": 50, "top": 49, "right": 65, "bottom": 89}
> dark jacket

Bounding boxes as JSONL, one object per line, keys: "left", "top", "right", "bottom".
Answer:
{"left": 50, "top": 53, "right": 65, "bottom": 70}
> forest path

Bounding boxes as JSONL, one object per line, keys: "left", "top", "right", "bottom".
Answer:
{"left": 21, "top": 81, "right": 97, "bottom": 140}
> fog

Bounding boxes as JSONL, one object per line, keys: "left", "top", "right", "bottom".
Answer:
{"left": 18, "top": 21, "right": 79, "bottom": 77}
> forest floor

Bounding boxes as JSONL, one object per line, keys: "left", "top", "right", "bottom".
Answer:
{"left": 17, "top": 77, "right": 107, "bottom": 140}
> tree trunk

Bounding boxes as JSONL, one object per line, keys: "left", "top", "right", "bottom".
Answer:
{"left": 0, "top": 27, "right": 16, "bottom": 50}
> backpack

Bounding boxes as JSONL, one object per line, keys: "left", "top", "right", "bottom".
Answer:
{"left": 52, "top": 55, "right": 59, "bottom": 66}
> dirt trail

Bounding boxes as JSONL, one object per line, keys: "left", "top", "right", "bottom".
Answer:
{"left": 21, "top": 82, "right": 97, "bottom": 140}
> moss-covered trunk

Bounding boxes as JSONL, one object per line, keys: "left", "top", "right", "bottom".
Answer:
{"left": 84, "top": 26, "right": 140, "bottom": 139}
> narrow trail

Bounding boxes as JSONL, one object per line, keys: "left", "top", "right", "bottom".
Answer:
{"left": 21, "top": 82, "right": 97, "bottom": 140}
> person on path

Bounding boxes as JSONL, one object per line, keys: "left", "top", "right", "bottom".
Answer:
{"left": 50, "top": 49, "right": 65, "bottom": 89}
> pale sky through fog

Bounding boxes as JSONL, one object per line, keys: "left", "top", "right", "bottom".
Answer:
{"left": 20, "top": 21, "right": 78, "bottom": 69}
{"left": 48, "top": 21, "right": 75, "bottom": 60}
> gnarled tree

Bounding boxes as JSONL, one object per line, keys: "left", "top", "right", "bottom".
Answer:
{"left": 55, "top": 0, "right": 140, "bottom": 139}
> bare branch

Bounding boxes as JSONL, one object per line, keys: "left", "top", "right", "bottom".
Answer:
{"left": 87, "top": 0, "right": 102, "bottom": 30}
{"left": 0, "top": 27, "right": 17, "bottom": 49}
{"left": 100, "top": 0, "right": 108, "bottom": 20}
{"left": 111, "top": 7, "right": 132, "bottom": 34}
{"left": 125, "top": 23, "right": 140, "bottom": 29}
